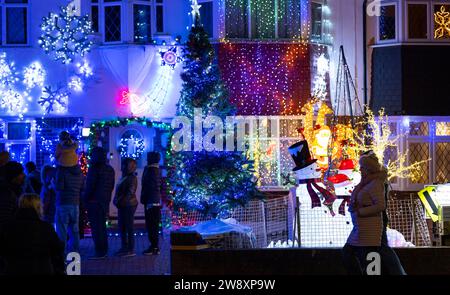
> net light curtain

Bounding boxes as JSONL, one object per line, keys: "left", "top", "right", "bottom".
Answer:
{"left": 225, "top": 0, "right": 302, "bottom": 39}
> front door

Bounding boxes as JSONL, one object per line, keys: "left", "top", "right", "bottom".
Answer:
{"left": 108, "top": 124, "right": 156, "bottom": 220}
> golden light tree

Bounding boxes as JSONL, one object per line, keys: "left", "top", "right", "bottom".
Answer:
{"left": 354, "top": 108, "right": 429, "bottom": 182}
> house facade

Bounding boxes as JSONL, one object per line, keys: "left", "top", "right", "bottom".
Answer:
{"left": 0, "top": 0, "right": 447, "bottom": 216}
{"left": 365, "top": 0, "right": 450, "bottom": 191}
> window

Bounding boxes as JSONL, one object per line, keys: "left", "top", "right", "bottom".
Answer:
{"left": 156, "top": 0, "right": 163, "bottom": 33}
{"left": 278, "top": 0, "right": 301, "bottom": 39}
{"left": 104, "top": 5, "right": 121, "bottom": 42}
{"left": 434, "top": 4, "right": 450, "bottom": 40}
{"left": 91, "top": 2, "right": 99, "bottom": 32}
{"left": 1, "top": 0, "right": 28, "bottom": 45}
{"left": 7, "top": 122, "right": 31, "bottom": 140}
{"left": 134, "top": 4, "right": 151, "bottom": 42}
{"left": 225, "top": 0, "right": 248, "bottom": 39}
{"left": 0, "top": 120, "right": 34, "bottom": 165}
{"left": 251, "top": 0, "right": 276, "bottom": 39}
{"left": 225, "top": 0, "right": 305, "bottom": 39}
{"left": 408, "top": 3, "right": 428, "bottom": 39}
{"left": 311, "top": 2, "right": 323, "bottom": 41}
{"left": 199, "top": 1, "right": 213, "bottom": 38}
{"left": 379, "top": 4, "right": 396, "bottom": 41}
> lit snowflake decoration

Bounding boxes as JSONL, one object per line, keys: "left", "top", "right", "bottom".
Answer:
{"left": 68, "top": 76, "right": 83, "bottom": 92}
{"left": 39, "top": 86, "right": 70, "bottom": 114}
{"left": 0, "top": 89, "right": 27, "bottom": 116}
{"left": 119, "top": 135, "right": 145, "bottom": 159}
{"left": 76, "top": 60, "right": 93, "bottom": 78}
{"left": 0, "top": 52, "right": 19, "bottom": 89}
{"left": 39, "top": 5, "right": 94, "bottom": 64}
{"left": 23, "top": 62, "right": 46, "bottom": 89}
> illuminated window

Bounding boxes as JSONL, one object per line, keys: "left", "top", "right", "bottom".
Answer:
{"left": 278, "top": 0, "right": 301, "bottom": 39}
{"left": 408, "top": 3, "right": 428, "bottom": 39}
{"left": 0, "top": 120, "right": 34, "bottom": 165}
{"left": 134, "top": 4, "right": 151, "bottom": 42}
{"left": 434, "top": 4, "right": 450, "bottom": 40}
{"left": 1, "top": 0, "right": 28, "bottom": 45}
{"left": 225, "top": 0, "right": 303, "bottom": 40}
{"left": 379, "top": 4, "right": 396, "bottom": 41}
{"left": 311, "top": 2, "right": 322, "bottom": 41}
{"left": 225, "top": 0, "right": 248, "bottom": 38}
{"left": 251, "top": 0, "right": 276, "bottom": 39}
{"left": 199, "top": 1, "right": 213, "bottom": 38}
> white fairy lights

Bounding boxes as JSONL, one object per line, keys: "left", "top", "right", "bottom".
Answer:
{"left": 23, "top": 62, "right": 46, "bottom": 89}
{"left": 39, "top": 5, "right": 94, "bottom": 64}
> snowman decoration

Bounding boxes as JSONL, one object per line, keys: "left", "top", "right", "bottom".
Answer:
{"left": 289, "top": 140, "right": 353, "bottom": 247}
{"left": 328, "top": 159, "right": 362, "bottom": 214}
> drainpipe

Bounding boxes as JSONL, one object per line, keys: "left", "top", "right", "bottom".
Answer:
{"left": 363, "top": 0, "right": 368, "bottom": 107}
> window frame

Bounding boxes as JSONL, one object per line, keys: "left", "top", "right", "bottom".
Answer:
{"left": 310, "top": 0, "right": 324, "bottom": 43}
{"left": 405, "top": 1, "right": 430, "bottom": 41}
{"left": 223, "top": 0, "right": 304, "bottom": 40}
{"left": 0, "top": 119, "right": 36, "bottom": 165}
{"left": 154, "top": 0, "right": 164, "bottom": 34}
{"left": 103, "top": 1, "right": 123, "bottom": 44}
{"left": 133, "top": 1, "right": 152, "bottom": 43}
{"left": 198, "top": 0, "right": 214, "bottom": 39}
{"left": 1, "top": 0, "right": 29, "bottom": 46}
{"left": 377, "top": 2, "right": 399, "bottom": 44}
{"left": 90, "top": 1, "right": 100, "bottom": 33}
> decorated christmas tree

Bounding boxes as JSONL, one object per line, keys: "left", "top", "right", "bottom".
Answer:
{"left": 168, "top": 7, "right": 258, "bottom": 218}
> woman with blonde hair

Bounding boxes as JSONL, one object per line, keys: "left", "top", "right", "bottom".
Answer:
{"left": 342, "top": 151, "right": 387, "bottom": 274}
{"left": 0, "top": 194, "right": 65, "bottom": 274}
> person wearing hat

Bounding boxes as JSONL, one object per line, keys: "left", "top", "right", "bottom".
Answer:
{"left": 141, "top": 152, "right": 162, "bottom": 256}
{"left": 0, "top": 161, "right": 25, "bottom": 225}
{"left": 83, "top": 147, "right": 116, "bottom": 259}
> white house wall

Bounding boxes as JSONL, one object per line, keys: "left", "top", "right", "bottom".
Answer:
{"left": 0, "top": 0, "right": 189, "bottom": 121}
{"left": 327, "top": 0, "right": 366, "bottom": 115}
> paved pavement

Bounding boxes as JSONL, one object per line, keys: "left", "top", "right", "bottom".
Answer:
{"left": 79, "top": 231, "right": 171, "bottom": 275}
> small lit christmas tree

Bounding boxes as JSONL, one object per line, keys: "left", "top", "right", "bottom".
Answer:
{"left": 168, "top": 6, "right": 258, "bottom": 218}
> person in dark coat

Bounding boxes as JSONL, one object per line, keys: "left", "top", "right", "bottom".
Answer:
{"left": 0, "top": 194, "right": 65, "bottom": 275}
{"left": 0, "top": 161, "right": 25, "bottom": 225}
{"left": 54, "top": 164, "right": 83, "bottom": 253}
{"left": 25, "top": 161, "right": 43, "bottom": 194}
{"left": 40, "top": 165, "right": 56, "bottom": 224}
{"left": 83, "top": 147, "right": 115, "bottom": 259}
{"left": 141, "top": 152, "right": 162, "bottom": 255}
{"left": 0, "top": 151, "right": 10, "bottom": 182}
{"left": 113, "top": 158, "right": 138, "bottom": 257}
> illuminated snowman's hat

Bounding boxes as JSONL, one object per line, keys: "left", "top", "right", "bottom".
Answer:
{"left": 288, "top": 140, "right": 317, "bottom": 171}
{"left": 328, "top": 173, "right": 351, "bottom": 185}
